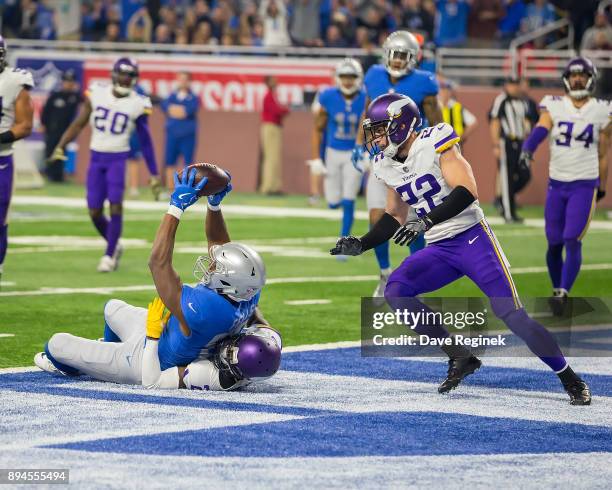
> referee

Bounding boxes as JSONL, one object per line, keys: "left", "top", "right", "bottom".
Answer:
{"left": 489, "top": 77, "right": 531, "bottom": 223}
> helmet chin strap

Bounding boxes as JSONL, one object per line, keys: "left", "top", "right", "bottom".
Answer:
{"left": 569, "top": 89, "right": 590, "bottom": 99}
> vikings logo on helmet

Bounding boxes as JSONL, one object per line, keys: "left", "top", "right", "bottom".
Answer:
{"left": 562, "top": 57, "right": 597, "bottom": 100}
{"left": 363, "top": 93, "right": 421, "bottom": 159}
{"left": 334, "top": 58, "right": 364, "bottom": 96}
{"left": 112, "top": 57, "right": 139, "bottom": 96}
{"left": 382, "top": 31, "right": 421, "bottom": 78}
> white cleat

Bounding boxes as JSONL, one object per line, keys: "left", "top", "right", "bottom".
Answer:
{"left": 97, "top": 255, "right": 117, "bottom": 273}
{"left": 372, "top": 271, "right": 390, "bottom": 305}
{"left": 34, "top": 352, "right": 60, "bottom": 374}
{"left": 112, "top": 242, "right": 124, "bottom": 270}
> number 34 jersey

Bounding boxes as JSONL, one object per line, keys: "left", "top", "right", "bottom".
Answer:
{"left": 373, "top": 122, "right": 484, "bottom": 243}
{"left": 86, "top": 82, "right": 152, "bottom": 153}
{"left": 540, "top": 95, "right": 611, "bottom": 182}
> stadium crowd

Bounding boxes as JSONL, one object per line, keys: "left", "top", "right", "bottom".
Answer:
{"left": 0, "top": 0, "right": 609, "bottom": 50}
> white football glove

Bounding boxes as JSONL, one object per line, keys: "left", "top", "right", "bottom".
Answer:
{"left": 306, "top": 158, "right": 327, "bottom": 176}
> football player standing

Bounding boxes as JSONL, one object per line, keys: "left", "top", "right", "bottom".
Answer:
{"left": 310, "top": 58, "right": 366, "bottom": 259}
{"left": 520, "top": 57, "right": 611, "bottom": 315}
{"left": 352, "top": 31, "right": 443, "bottom": 297}
{"left": 332, "top": 94, "right": 591, "bottom": 405}
{"left": 51, "top": 58, "right": 160, "bottom": 272}
{"left": 0, "top": 36, "right": 34, "bottom": 288}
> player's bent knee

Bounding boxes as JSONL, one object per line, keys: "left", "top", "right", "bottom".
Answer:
{"left": 104, "top": 299, "right": 127, "bottom": 322}
{"left": 384, "top": 281, "right": 419, "bottom": 305}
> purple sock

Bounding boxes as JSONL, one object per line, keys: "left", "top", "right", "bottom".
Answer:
{"left": 105, "top": 214, "right": 122, "bottom": 257}
{"left": 91, "top": 215, "right": 109, "bottom": 239}
{"left": 0, "top": 224, "right": 7, "bottom": 265}
{"left": 546, "top": 243, "right": 563, "bottom": 289}
{"left": 561, "top": 239, "right": 582, "bottom": 292}
{"left": 502, "top": 308, "right": 567, "bottom": 372}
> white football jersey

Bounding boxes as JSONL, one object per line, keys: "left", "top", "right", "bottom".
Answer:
{"left": 540, "top": 95, "right": 611, "bottom": 182}
{"left": 373, "top": 123, "right": 484, "bottom": 243}
{"left": 86, "top": 83, "right": 152, "bottom": 153}
{"left": 0, "top": 67, "right": 34, "bottom": 156}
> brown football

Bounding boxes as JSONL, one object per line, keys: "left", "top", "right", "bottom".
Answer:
{"left": 179, "top": 163, "right": 230, "bottom": 197}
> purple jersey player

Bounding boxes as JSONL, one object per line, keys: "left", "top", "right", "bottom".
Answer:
{"left": 331, "top": 93, "right": 591, "bottom": 405}
{"left": 0, "top": 37, "right": 34, "bottom": 288}
{"left": 520, "top": 57, "right": 611, "bottom": 315}
{"left": 51, "top": 58, "right": 160, "bottom": 272}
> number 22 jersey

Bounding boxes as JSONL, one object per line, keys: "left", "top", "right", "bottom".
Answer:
{"left": 540, "top": 95, "right": 611, "bottom": 182}
{"left": 372, "top": 123, "right": 484, "bottom": 243}
{"left": 86, "top": 82, "right": 152, "bottom": 153}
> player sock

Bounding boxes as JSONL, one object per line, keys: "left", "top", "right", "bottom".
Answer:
{"left": 103, "top": 323, "right": 121, "bottom": 342}
{"left": 546, "top": 243, "right": 564, "bottom": 289}
{"left": 341, "top": 199, "right": 355, "bottom": 236}
{"left": 557, "top": 364, "right": 581, "bottom": 384}
{"left": 501, "top": 307, "right": 567, "bottom": 372}
{"left": 105, "top": 214, "right": 123, "bottom": 257}
{"left": 0, "top": 224, "right": 7, "bottom": 265}
{"left": 561, "top": 239, "right": 582, "bottom": 292}
{"left": 91, "top": 215, "right": 109, "bottom": 239}
{"left": 374, "top": 241, "right": 390, "bottom": 270}
{"left": 328, "top": 202, "right": 341, "bottom": 210}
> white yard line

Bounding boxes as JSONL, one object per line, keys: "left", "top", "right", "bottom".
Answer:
{"left": 0, "top": 334, "right": 15, "bottom": 338}
{"left": 284, "top": 299, "right": 332, "bottom": 306}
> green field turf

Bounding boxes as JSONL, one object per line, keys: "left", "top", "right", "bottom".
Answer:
{"left": 1, "top": 184, "right": 611, "bottom": 368}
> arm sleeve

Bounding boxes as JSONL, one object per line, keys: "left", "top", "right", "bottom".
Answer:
{"left": 360, "top": 212, "right": 402, "bottom": 251}
{"left": 135, "top": 114, "right": 159, "bottom": 176}
{"left": 425, "top": 185, "right": 475, "bottom": 225}
{"left": 141, "top": 338, "right": 180, "bottom": 389}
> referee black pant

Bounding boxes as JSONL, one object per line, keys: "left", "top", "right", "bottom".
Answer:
{"left": 498, "top": 138, "right": 530, "bottom": 221}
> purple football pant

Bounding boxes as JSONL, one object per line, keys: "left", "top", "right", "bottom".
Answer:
{"left": 545, "top": 178, "right": 598, "bottom": 292}
{"left": 0, "top": 155, "right": 13, "bottom": 266}
{"left": 86, "top": 150, "right": 129, "bottom": 209}
{"left": 384, "top": 220, "right": 567, "bottom": 372}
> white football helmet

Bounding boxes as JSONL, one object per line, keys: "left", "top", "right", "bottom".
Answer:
{"left": 382, "top": 31, "right": 420, "bottom": 78}
{"left": 334, "top": 58, "right": 364, "bottom": 96}
{"left": 194, "top": 242, "right": 266, "bottom": 302}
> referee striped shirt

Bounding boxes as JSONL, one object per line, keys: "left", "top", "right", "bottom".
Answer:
{"left": 489, "top": 92, "right": 528, "bottom": 140}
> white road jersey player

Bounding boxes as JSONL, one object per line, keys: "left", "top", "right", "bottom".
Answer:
{"left": 0, "top": 67, "right": 34, "bottom": 156}
{"left": 372, "top": 122, "right": 484, "bottom": 243}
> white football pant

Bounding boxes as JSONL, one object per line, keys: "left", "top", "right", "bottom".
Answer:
{"left": 323, "top": 147, "right": 362, "bottom": 205}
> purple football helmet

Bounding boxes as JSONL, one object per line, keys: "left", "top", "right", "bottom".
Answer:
{"left": 363, "top": 93, "right": 421, "bottom": 159}
{"left": 562, "top": 57, "right": 597, "bottom": 100}
{"left": 112, "top": 57, "right": 139, "bottom": 95}
{"left": 217, "top": 328, "right": 281, "bottom": 381}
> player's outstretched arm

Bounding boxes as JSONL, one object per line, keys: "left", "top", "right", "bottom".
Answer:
{"left": 53, "top": 98, "right": 92, "bottom": 158}
{"left": 521, "top": 110, "right": 553, "bottom": 163}
{"left": 598, "top": 122, "right": 611, "bottom": 200}
{"left": 0, "top": 88, "right": 34, "bottom": 145}
{"left": 205, "top": 179, "right": 232, "bottom": 249}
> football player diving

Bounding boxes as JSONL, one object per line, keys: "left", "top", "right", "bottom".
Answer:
{"left": 331, "top": 93, "right": 591, "bottom": 405}
{"left": 34, "top": 169, "right": 282, "bottom": 391}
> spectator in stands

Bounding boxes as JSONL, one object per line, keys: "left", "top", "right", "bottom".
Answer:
{"left": 402, "top": 0, "right": 435, "bottom": 41}
{"left": 192, "top": 20, "right": 218, "bottom": 45}
{"left": 154, "top": 23, "right": 173, "bottom": 44}
{"left": 467, "top": 0, "right": 504, "bottom": 46}
{"left": 174, "top": 28, "right": 190, "bottom": 46}
{"left": 499, "top": 0, "right": 527, "bottom": 44}
{"left": 438, "top": 79, "right": 478, "bottom": 146}
{"left": 549, "top": 0, "right": 598, "bottom": 49}
{"left": 80, "top": 0, "right": 109, "bottom": 41}
{"left": 290, "top": 0, "right": 324, "bottom": 46}
{"left": 434, "top": 0, "right": 470, "bottom": 47}
{"left": 329, "top": 0, "right": 356, "bottom": 44}
{"left": 358, "top": 2, "right": 397, "bottom": 45}
{"left": 325, "top": 24, "right": 349, "bottom": 47}
{"left": 355, "top": 26, "right": 379, "bottom": 72}
{"left": 161, "top": 71, "right": 200, "bottom": 191}
{"left": 260, "top": 0, "right": 292, "bottom": 47}
{"left": 260, "top": 75, "right": 289, "bottom": 195}
{"left": 581, "top": 11, "right": 612, "bottom": 51}
{"left": 127, "top": 7, "right": 153, "bottom": 43}
{"left": 521, "top": 0, "right": 556, "bottom": 35}
{"left": 102, "top": 21, "right": 122, "bottom": 42}
{"left": 251, "top": 21, "right": 265, "bottom": 46}
{"left": 41, "top": 69, "right": 82, "bottom": 182}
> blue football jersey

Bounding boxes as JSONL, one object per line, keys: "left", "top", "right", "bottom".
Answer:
{"left": 157, "top": 284, "right": 260, "bottom": 370}
{"left": 318, "top": 87, "right": 366, "bottom": 151}
{"left": 364, "top": 64, "right": 438, "bottom": 125}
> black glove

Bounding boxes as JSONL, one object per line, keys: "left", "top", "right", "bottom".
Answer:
{"left": 330, "top": 236, "right": 363, "bottom": 256}
{"left": 392, "top": 217, "right": 433, "bottom": 247}
{"left": 597, "top": 189, "right": 606, "bottom": 202}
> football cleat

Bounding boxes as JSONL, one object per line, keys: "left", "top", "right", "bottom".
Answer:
{"left": 34, "top": 352, "right": 62, "bottom": 375}
{"left": 97, "top": 255, "right": 117, "bottom": 273}
{"left": 548, "top": 288, "right": 568, "bottom": 317}
{"left": 373, "top": 271, "right": 390, "bottom": 298}
{"left": 438, "top": 356, "right": 482, "bottom": 394}
{"left": 563, "top": 379, "right": 592, "bottom": 405}
{"left": 112, "top": 242, "right": 124, "bottom": 269}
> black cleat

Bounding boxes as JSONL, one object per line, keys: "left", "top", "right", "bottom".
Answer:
{"left": 548, "top": 289, "right": 568, "bottom": 317}
{"left": 438, "top": 356, "right": 482, "bottom": 394}
{"left": 564, "top": 380, "right": 592, "bottom": 405}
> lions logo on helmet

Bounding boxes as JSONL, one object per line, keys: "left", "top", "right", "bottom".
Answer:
{"left": 562, "top": 56, "right": 597, "bottom": 100}
{"left": 382, "top": 31, "right": 421, "bottom": 78}
{"left": 334, "top": 58, "right": 364, "bottom": 96}
{"left": 112, "top": 57, "right": 139, "bottom": 96}
{"left": 363, "top": 93, "right": 422, "bottom": 159}
{"left": 194, "top": 242, "right": 266, "bottom": 302}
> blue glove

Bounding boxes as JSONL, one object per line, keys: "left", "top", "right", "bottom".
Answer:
{"left": 351, "top": 145, "right": 366, "bottom": 173}
{"left": 208, "top": 183, "right": 233, "bottom": 207}
{"left": 170, "top": 169, "right": 208, "bottom": 210}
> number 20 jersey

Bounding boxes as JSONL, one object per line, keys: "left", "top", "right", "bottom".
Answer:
{"left": 372, "top": 123, "right": 484, "bottom": 243}
{"left": 86, "top": 82, "right": 152, "bottom": 153}
{"left": 540, "top": 95, "right": 611, "bottom": 182}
